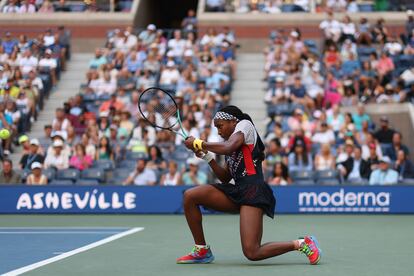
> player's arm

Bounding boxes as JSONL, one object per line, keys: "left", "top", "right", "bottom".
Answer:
{"left": 202, "top": 132, "right": 245, "bottom": 156}
{"left": 208, "top": 159, "right": 232, "bottom": 183}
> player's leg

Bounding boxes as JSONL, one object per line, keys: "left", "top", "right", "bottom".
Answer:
{"left": 183, "top": 185, "right": 239, "bottom": 245}
{"left": 239, "top": 205, "right": 296, "bottom": 261}
{"left": 177, "top": 185, "right": 239, "bottom": 264}
{"left": 239, "top": 205, "right": 322, "bottom": 264}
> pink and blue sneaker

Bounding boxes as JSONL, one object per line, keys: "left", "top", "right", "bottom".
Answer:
{"left": 299, "top": 236, "right": 322, "bottom": 265}
{"left": 176, "top": 246, "right": 214, "bottom": 264}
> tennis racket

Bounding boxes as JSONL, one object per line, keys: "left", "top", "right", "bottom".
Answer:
{"left": 138, "top": 87, "right": 188, "bottom": 139}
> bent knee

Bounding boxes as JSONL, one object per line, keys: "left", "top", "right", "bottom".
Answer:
{"left": 183, "top": 187, "right": 201, "bottom": 204}
{"left": 242, "top": 247, "right": 261, "bottom": 261}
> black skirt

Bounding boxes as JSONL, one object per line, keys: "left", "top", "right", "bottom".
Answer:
{"left": 210, "top": 176, "right": 276, "bottom": 218}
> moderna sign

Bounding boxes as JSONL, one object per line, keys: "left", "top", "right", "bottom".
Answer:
{"left": 0, "top": 185, "right": 413, "bottom": 214}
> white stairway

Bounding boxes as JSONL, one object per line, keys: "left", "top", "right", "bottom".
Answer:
{"left": 231, "top": 53, "right": 267, "bottom": 136}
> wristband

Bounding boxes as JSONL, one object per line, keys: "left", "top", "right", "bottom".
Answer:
{"left": 201, "top": 152, "right": 214, "bottom": 163}
{"left": 193, "top": 138, "right": 204, "bottom": 151}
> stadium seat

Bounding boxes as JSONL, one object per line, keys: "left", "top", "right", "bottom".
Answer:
{"left": 399, "top": 178, "right": 414, "bottom": 185}
{"left": 49, "top": 179, "right": 74, "bottom": 186}
{"left": 294, "top": 179, "right": 316, "bottom": 186}
{"left": 92, "top": 160, "right": 114, "bottom": 171}
{"left": 290, "top": 170, "right": 314, "bottom": 181}
{"left": 315, "top": 170, "right": 341, "bottom": 186}
{"left": 346, "top": 178, "right": 369, "bottom": 186}
{"left": 43, "top": 168, "right": 57, "bottom": 182}
{"left": 75, "top": 179, "right": 100, "bottom": 186}
{"left": 117, "top": 160, "right": 137, "bottom": 169}
{"left": 56, "top": 169, "right": 80, "bottom": 182}
{"left": 125, "top": 151, "right": 147, "bottom": 160}
{"left": 358, "top": 4, "right": 374, "bottom": 12}
{"left": 81, "top": 168, "right": 105, "bottom": 182}
{"left": 110, "top": 168, "right": 131, "bottom": 185}
{"left": 316, "top": 178, "right": 341, "bottom": 186}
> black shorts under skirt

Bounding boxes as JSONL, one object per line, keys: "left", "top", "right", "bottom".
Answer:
{"left": 210, "top": 178, "right": 276, "bottom": 219}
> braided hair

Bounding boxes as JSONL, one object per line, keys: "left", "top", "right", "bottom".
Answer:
{"left": 217, "top": 105, "right": 265, "bottom": 161}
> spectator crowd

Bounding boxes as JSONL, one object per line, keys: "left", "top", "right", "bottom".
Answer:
{"left": 261, "top": 11, "right": 414, "bottom": 185}
{"left": 205, "top": 0, "right": 414, "bottom": 13}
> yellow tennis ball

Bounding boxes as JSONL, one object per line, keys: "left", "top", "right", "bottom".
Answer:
{"left": 0, "top": 129, "right": 10, "bottom": 140}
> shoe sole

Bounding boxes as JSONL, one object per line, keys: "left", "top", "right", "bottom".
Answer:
{"left": 176, "top": 255, "right": 215, "bottom": 264}
{"left": 309, "top": 236, "right": 322, "bottom": 265}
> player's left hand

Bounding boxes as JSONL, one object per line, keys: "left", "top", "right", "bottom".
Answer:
{"left": 184, "top": 136, "right": 195, "bottom": 150}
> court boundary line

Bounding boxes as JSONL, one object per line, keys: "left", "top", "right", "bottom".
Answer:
{"left": 1, "top": 227, "right": 144, "bottom": 276}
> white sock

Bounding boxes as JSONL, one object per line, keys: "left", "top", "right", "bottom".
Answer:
{"left": 297, "top": 239, "right": 305, "bottom": 249}
{"left": 195, "top": 244, "right": 209, "bottom": 250}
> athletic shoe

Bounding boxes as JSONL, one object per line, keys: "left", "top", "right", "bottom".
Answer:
{"left": 299, "top": 236, "right": 322, "bottom": 265}
{"left": 176, "top": 246, "right": 214, "bottom": 264}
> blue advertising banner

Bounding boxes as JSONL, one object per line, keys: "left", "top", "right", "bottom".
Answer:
{"left": 0, "top": 185, "right": 413, "bottom": 214}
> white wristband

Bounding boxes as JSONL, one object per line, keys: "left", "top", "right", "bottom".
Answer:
{"left": 201, "top": 152, "right": 214, "bottom": 163}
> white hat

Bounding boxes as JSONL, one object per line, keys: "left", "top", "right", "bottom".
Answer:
{"left": 380, "top": 156, "right": 392, "bottom": 164}
{"left": 407, "top": 10, "right": 413, "bottom": 16}
{"left": 166, "top": 60, "right": 175, "bottom": 67}
{"left": 99, "top": 111, "right": 109, "bottom": 118}
{"left": 221, "top": 42, "right": 229, "bottom": 48}
{"left": 51, "top": 130, "right": 67, "bottom": 141}
{"left": 275, "top": 76, "right": 284, "bottom": 82}
{"left": 290, "top": 31, "right": 299, "bottom": 38}
{"left": 45, "top": 49, "right": 52, "bottom": 54}
{"left": 184, "top": 49, "right": 193, "bottom": 57}
{"left": 30, "top": 138, "right": 40, "bottom": 146}
{"left": 53, "top": 139, "right": 64, "bottom": 147}
{"left": 166, "top": 50, "right": 174, "bottom": 57}
{"left": 31, "top": 162, "right": 42, "bottom": 170}
{"left": 187, "top": 158, "right": 199, "bottom": 166}
{"left": 147, "top": 24, "right": 156, "bottom": 31}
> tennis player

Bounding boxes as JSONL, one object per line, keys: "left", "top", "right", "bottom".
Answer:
{"left": 177, "top": 105, "right": 321, "bottom": 264}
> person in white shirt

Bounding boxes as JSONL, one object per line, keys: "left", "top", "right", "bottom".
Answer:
{"left": 319, "top": 12, "right": 342, "bottom": 42}
{"left": 312, "top": 122, "right": 335, "bottom": 145}
{"left": 51, "top": 108, "right": 71, "bottom": 136}
{"left": 19, "top": 50, "right": 38, "bottom": 75}
{"left": 95, "top": 72, "right": 116, "bottom": 97}
{"left": 168, "top": 30, "right": 186, "bottom": 58}
{"left": 44, "top": 139, "right": 69, "bottom": 170}
{"left": 383, "top": 37, "right": 403, "bottom": 56}
{"left": 2, "top": 0, "right": 19, "bottom": 13}
{"left": 43, "top": 29, "right": 55, "bottom": 47}
{"left": 18, "top": 0, "right": 36, "bottom": 13}
{"left": 38, "top": 49, "right": 57, "bottom": 85}
{"left": 160, "top": 160, "right": 182, "bottom": 186}
{"left": 123, "top": 159, "right": 157, "bottom": 186}
{"left": 160, "top": 61, "right": 180, "bottom": 86}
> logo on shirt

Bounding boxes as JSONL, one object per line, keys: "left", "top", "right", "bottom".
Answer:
{"left": 298, "top": 189, "right": 390, "bottom": 213}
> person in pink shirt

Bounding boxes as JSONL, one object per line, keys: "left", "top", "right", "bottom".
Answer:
{"left": 376, "top": 52, "right": 394, "bottom": 84}
{"left": 69, "top": 144, "right": 93, "bottom": 171}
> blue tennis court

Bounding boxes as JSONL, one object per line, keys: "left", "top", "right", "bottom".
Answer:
{"left": 0, "top": 227, "right": 143, "bottom": 275}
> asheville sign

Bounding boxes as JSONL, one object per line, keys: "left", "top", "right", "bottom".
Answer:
{"left": 0, "top": 185, "right": 413, "bottom": 214}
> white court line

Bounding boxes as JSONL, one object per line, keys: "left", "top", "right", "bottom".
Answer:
{"left": 0, "top": 231, "right": 123, "bottom": 234}
{"left": 0, "top": 227, "right": 130, "bottom": 229}
{"left": 1, "top": 227, "right": 144, "bottom": 276}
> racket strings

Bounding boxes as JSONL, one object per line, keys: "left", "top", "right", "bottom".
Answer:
{"left": 139, "top": 89, "right": 179, "bottom": 129}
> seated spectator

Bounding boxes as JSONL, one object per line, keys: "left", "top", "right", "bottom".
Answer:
{"left": 205, "top": 0, "right": 225, "bottom": 12}
{"left": 369, "top": 156, "right": 399, "bottom": 185}
{"left": 54, "top": 0, "right": 71, "bottom": 12}
{"left": 26, "top": 162, "right": 48, "bottom": 185}
{"left": 18, "top": 0, "right": 36, "bottom": 14}
{"left": 289, "top": 76, "right": 314, "bottom": 110}
{"left": 89, "top": 48, "right": 107, "bottom": 69}
{"left": 2, "top": 0, "right": 19, "bottom": 13}
{"left": 319, "top": 12, "right": 342, "bottom": 43}
{"left": 123, "top": 159, "right": 156, "bottom": 186}
{"left": 312, "top": 122, "right": 335, "bottom": 145}
{"left": 19, "top": 139, "right": 44, "bottom": 171}
{"left": 338, "top": 145, "right": 370, "bottom": 181}
{"left": 394, "top": 149, "right": 414, "bottom": 180}
{"left": 69, "top": 144, "right": 93, "bottom": 171}
{"left": 160, "top": 160, "right": 182, "bottom": 186}
{"left": 264, "top": 138, "right": 285, "bottom": 171}
{"left": 288, "top": 139, "right": 312, "bottom": 172}
{"left": 268, "top": 162, "right": 292, "bottom": 186}
{"left": 385, "top": 132, "right": 409, "bottom": 161}
{"left": 181, "top": 158, "right": 207, "bottom": 185}
{"left": 314, "top": 143, "right": 336, "bottom": 171}
{"left": 352, "top": 104, "right": 371, "bottom": 132}
{"left": 374, "top": 116, "right": 395, "bottom": 144}
{"left": 95, "top": 136, "right": 114, "bottom": 160}
{"left": 44, "top": 139, "right": 69, "bottom": 170}
{"left": 0, "top": 159, "right": 21, "bottom": 185}
{"left": 146, "top": 145, "right": 167, "bottom": 171}
{"left": 39, "top": 0, "right": 55, "bottom": 13}
{"left": 139, "top": 24, "right": 157, "bottom": 46}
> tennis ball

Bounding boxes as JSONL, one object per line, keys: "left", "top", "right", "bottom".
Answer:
{"left": 0, "top": 129, "right": 10, "bottom": 140}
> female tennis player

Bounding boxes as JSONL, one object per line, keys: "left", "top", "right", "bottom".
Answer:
{"left": 177, "top": 105, "right": 321, "bottom": 264}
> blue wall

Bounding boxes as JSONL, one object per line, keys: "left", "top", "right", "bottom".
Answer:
{"left": 1, "top": 185, "right": 413, "bottom": 214}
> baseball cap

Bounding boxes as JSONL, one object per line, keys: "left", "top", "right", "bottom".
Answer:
{"left": 290, "top": 31, "right": 299, "bottom": 38}
{"left": 187, "top": 158, "right": 199, "bottom": 166}
{"left": 45, "top": 49, "right": 52, "bottom": 55}
{"left": 345, "top": 139, "right": 354, "bottom": 146}
{"left": 379, "top": 156, "right": 391, "bottom": 164}
{"left": 51, "top": 130, "right": 67, "bottom": 141}
{"left": 380, "top": 116, "right": 389, "bottom": 123}
{"left": 53, "top": 139, "right": 64, "bottom": 147}
{"left": 31, "top": 162, "right": 42, "bottom": 170}
{"left": 30, "top": 138, "right": 40, "bottom": 146}
{"left": 19, "top": 135, "right": 29, "bottom": 144}
{"left": 166, "top": 60, "right": 175, "bottom": 67}
{"left": 147, "top": 24, "right": 156, "bottom": 31}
